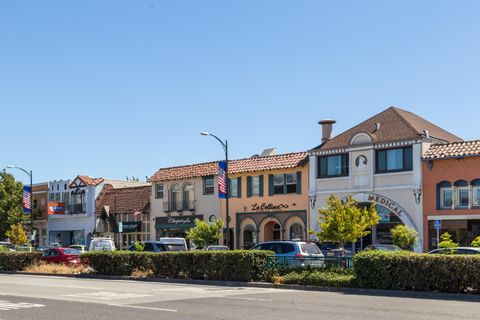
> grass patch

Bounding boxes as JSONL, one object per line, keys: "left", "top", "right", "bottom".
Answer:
{"left": 24, "top": 262, "right": 90, "bottom": 275}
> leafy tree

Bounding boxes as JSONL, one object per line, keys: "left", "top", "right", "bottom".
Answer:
{"left": 0, "top": 172, "right": 24, "bottom": 241}
{"left": 186, "top": 219, "right": 223, "bottom": 249}
{"left": 5, "top": 224, "right": 28, "bottom": 246}
{"left": 471, "top": 235, "right": 480, "bottom": 247}
{"left": 132, "top": 241, "right": 145, "bottom": 251}
{"left": 438, "top": 232, "right": 459, "bottom": 249}
{"left": 391, "top": 225, "right": 418, "bottom": 250}
{"left": 312, "top": 194, "right": 379, "bottom": 250}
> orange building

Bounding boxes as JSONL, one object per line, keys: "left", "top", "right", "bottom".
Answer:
{"left": 423, "top": 140, "right": 480, "bottom": 251}
{"left": 221, "top": 151, "right": 309, "bottom": 249}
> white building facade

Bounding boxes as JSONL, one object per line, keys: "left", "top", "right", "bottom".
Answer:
{"left": 308, "top": 107, "right": 461, "bottom": 252}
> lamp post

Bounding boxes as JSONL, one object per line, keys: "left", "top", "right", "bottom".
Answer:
{"left": 5, "top": 165, "right": 34, "bottom": 246}
{"left": 201, "top": 131, "right": 230, "bottom": 249}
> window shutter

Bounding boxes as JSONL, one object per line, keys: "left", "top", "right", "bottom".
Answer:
{"left": 247, "top": 176, "right": 252, "bottom": 198}
{"left": 259, "top": 175, "right": 264, "bottom": 197}
{"left": 296, "top": 171, "right": 302, "bottom": 194}
{"left": 268, "top": 174, "right": 274, "bottom": 196}
{"left": 237, "top": 177, "right": 242, "bottom": 198}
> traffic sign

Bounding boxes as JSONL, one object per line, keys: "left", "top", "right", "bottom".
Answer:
{"left": 434, "top": 219, "right": 441, "bottom": 230}
{"left": 118, "top": 222, "right": 123, "bottom": 233}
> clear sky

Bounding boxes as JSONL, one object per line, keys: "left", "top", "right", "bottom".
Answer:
{"left": 1, "top": 1, "right": 480, "bottom": 184}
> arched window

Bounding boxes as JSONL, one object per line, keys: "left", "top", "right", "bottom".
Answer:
{"left": 472, "top": 179, "right": 480, "bottom": 208}
{"left": 273, "top": 223, "right": 281, "bottom": 241}
{"left": 70, "top": 189, "right": 86, "bottom": 214}
{"left": 290, "top": 223, "right": 304, "bottom": 241}
{"left": 243, "top": 224, "right": 257, "bottom": 249}
{"left": 171, "top": 184, "right": 182, "bottom": 211}
{"left": 454, "top": 180, "right": 469, "bottom": 209}
{"left": 437, "top": 181, "right": 452, "bottom": 209}
{"left": 183, "top": 184, "right": 194, "bottom": 211}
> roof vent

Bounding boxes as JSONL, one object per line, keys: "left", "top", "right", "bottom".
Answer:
{"left": 375, "top": 122, "right": 381, "bottom": 131}
{"left": 423, "top": 130, "right": 430, "bottom": 138}
{"left": 318, "top": 119, "right": 336, "bottom": 143}
{"left": 260, "top": 148, "right": 278, "bottom": 157}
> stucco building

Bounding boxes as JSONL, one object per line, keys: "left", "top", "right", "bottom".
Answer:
{"left": 32, "top": 182, "right": 49, "bottom": 247}
{"left": 308, "top": 107, "right": 461, "bottom": 252}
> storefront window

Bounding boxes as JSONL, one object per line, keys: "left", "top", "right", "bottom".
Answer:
{"left": 428, "top": 220, "right": 480, "bottom": 250}
{"left": 290, "top": 223, "right": 304, "bottom": 240}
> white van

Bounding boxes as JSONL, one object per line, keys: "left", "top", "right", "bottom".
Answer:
{"left": 159, "top": 237, "right": 188, "bottom": 251}
{"left": 89, "top": 237, "right": 116, "bottom": 252}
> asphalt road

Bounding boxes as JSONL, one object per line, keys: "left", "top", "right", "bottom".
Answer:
{"left": 0, "top": 274, "right": 479, "bottom": 320}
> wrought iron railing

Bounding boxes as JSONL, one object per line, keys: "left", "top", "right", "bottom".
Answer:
{"left": 163, "top": 201, "right": 195, "bottom": 212}
{"left": 264, "top": 256, "right": 353, "bottom": 269}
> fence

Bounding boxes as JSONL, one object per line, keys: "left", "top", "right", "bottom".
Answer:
{"left": 265, "top": 255, "right": 353, "bottom": 269}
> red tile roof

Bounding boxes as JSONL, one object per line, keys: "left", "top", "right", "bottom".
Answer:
{"left": 149, "top": 152, "right": 308, "bottom": 182}
{"left": 70, "top": 175, "right": 104, "bottom": 188}
{"left": 313, "top": 107, "right": 461, "bottom": 151}
{"left": 96, "top": 185, "right": 151, "bottom": 214}
{"left": 423, "top": 140, "right": 480, "bottom": 160}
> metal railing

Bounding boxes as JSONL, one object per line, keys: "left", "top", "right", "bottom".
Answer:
{"left": 265, "top": 256, "right": 353, "bottom": 269}
{"left": 163, "top": 201, "right": 195, "bottom": 212}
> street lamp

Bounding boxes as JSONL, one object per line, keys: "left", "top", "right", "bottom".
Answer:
{"left": 201, "top": 131, "right": 231, "bottom": 249}
{"left": 5, "top": 165, "right": 34, "bottom": 246}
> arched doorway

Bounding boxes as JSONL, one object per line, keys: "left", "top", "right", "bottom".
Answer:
{"left": 263, "top": 221, "right": 282, "bottom": 242}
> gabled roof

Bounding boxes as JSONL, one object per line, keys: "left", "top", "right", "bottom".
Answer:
{"left": 313, "top": 107, "right": 462, "bottom": 151}
{"left": 149, "top": 152, "right": 308, "bottom": 182}
{"left": 423, "top": 140, "right": 480, "bottom": 160}
{"left": 95, "top": 185, "right": 151, "bottom": 214}
{"left": 69, "top": 175, "right": 104, "bottom": 188}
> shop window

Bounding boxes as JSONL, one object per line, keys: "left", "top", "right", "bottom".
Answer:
{"left": 317, "top": 154, "right": 349, "bottom": 178}
{"left": 203, "top": 176, "right": 214, "bottom": 195}
{"left": 376, "top": 147, "right": 413, "bottom": 173}
{"left": 155, "top": 183, "right": 164, "bottom": 199}
{"left": 290, "top": 223, "right": 304, "bottom": 240}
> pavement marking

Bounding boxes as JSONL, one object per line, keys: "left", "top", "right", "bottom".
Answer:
{"left": 108, "top": 304, "right": 177, "bottom": 313}
{"left": 60, "top": 292, "right": 153, "bottom": 301}
{"left": 0, "top": 300, "right": 45, "bottom": 311}
{"left": 219, "top": 297, "right": 273, "bottom": 302}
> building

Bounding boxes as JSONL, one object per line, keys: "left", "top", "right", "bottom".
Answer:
{"left": 32, "top": 182, "right": 49, "bottom": 247}
{"left": 423, "top": 140, "right": 480, "bottom": 250}
{"left": 308, "top": 107, "right": 461, "bottom": 252}
{"left": 48, "top": 175, "right": 148, "bottom": 246}
{"left": 226, "top": 151, "right": 309, "bottom": 249}
{"left": 95, "top": 185, "right": 151, "bottom": 248}
{"left": 149, "top": 162, "right": 222, "bottom": 240}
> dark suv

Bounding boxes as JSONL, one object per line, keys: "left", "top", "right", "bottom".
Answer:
{"left": 127, "top": 241, "right": 168, "bottom": 252}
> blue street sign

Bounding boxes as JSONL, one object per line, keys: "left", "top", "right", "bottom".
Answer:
{"left": 434, "top": 219, "right": 441, "bottom": 230}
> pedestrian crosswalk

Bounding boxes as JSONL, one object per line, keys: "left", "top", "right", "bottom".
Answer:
{"left": 0, "top": 300, "right": 45, "bottom": 311}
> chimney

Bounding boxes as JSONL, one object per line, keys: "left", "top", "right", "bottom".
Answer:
{"left": 318, "top": 119, "right": 336, "bottom": 143}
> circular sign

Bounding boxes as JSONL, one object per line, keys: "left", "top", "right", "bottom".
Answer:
{"left": 209, "top": 215, "right": 216, "bottom": 222}
{"left": 355, "top": 155, "right": 368, "bottom": 168}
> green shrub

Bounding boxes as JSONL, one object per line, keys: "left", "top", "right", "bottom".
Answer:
{"left": 471, "top": 235, "right": 480, "bottom": 247}
{"left": 277, "top": 270, "right": 355, "bottom": 287}
{"left": 0, "top": 246, "right": 9, "bottom": 253}
{"left": 391, "top": 225, "right": 417, "bottom": 250}
{"left": 81, "top": 251, "right": 154, "bottom": 276}
{"left": 354, "top": 251, "right": 480, "bottom": 293}
{"left": 0, "top": 252, "right": 43, "bottom": 271}
{"left": 438, "top": 232, "right": 459, "bottom": 249}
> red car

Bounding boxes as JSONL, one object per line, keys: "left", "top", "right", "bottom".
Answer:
{"left": 42, "top": 247, "right": 81, "bottom": 266}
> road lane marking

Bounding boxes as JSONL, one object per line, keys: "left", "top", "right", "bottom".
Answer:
{"left": 60, "top": 292, "right": 152, "bottom": 300}
{"left": 108, "top": 304, "right": 177, "bottom": 313}
{"left": 219, "top": 297, "right": 273, "bottom": 302}
{"left": 0, "top": 300, "right": 45, "bottom": 311}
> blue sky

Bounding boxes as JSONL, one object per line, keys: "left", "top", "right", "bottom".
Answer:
{"left": 1, "top": 1, "right": 480, "bottom": 184}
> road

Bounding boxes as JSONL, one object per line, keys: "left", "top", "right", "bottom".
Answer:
{"left": 0, "top": 274, "right": 479, "bottom": 320}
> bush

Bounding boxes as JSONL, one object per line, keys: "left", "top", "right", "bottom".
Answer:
{"left": 391, "top": 225, "right": 417, "bottom": 250}
{"left": 274, "top": 269, "right": 355, "bottom": 287}
{"left": 0, "top": 252, "right": 42, "bottom": 271}
{"left": 354, "top": 251, "right": 480, "bottom": 293}
{"left": 81, "top": 251, "right": 154, "bottom": 276}
{"left": 471, "top": 235, "right": 480, "bottom": 247}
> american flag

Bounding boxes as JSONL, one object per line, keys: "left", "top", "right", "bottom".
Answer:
{"left": 218, "top": 161, "right": 227, "bottom": 199}
{"left": 23, "top": 186, "right": 32, "bottom": 213}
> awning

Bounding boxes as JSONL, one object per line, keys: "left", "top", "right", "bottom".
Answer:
{"left": 155, "top": 223, "right": 195, "bottom": 230}
{"left": 117, "top": 221, "right": 142, "bottom": 233}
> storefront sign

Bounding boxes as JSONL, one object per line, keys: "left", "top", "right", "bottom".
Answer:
{"left": 367, "top": 194, "right": 403, "bottom": 217}
{"left": 48, "top": 202, "right": 65, "bottom": 215}
{"left": 155, "top": 215, "right": 204, "bottom": 230}
{"left": 250, "top": 203, "right": 289, "bottom": 211}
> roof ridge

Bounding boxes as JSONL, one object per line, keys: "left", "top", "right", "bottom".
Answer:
{"left": 389, "top": 106, "right": 422, "bottom": 136}
{"left": 229, "top": 151, "right": 308, "bottom": 163}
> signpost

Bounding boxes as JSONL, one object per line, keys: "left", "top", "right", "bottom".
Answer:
{"left": 434, "top": 219, "right": 441, "bottom": 249}
{"left": 118, "top": 222, "right": 123, "bottom": 250}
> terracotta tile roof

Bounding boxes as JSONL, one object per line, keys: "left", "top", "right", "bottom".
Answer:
{"left": 423, "top": 140, "right": 480, "bottom": 160}
{"left": 70, "top": 175, "right": 104, "bottom": 187}
{"left": 313, "top": 107, "right": 462, "bottom": 151}
{"left": 96, "top": 185, "right": 151, "bottom": 214}
{"left": 149, "top": 152, "right": 308, "bottom": 182}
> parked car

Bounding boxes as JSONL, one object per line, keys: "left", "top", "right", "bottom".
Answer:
{"left": 364, "top": 244, "right": 402, "bottom": 252}
{"left": 428, "top": 247, "right": 480, "bottom": 255}
{"left": 250, "top": 241, "right": 324, "bottom": 266}
{"left": 42, "top": 248, "right": 81, "bottom": 266}
{"left": 316, "top": 242, "right": 340, "bottom": 256}
{"left": 35, "top": 246, "right": 50, "bottom": 252}
{"left": 206, "top": 245, "right": 230, "bottom": 251}
{"left": 0, "top": 242, "right": 15, "bottom": 251}
{"left": 89, "top": 237, "right": 116, "bottom": 251}
{"left": 69, "top": 245, "right": 87, "bottom": 253}
{"left": 158, "top": 238, "right": 188, "bottom": 251}
{"left": 127, "top": 241, "right": 168, "bottom": 253}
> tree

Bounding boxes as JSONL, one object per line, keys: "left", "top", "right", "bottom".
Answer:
{"left": 0, "top": 172, "right": 24, "bottom": 241}
{"left": 186, "top": 219, "right": 223, "bottom": 249}
{"left": 391, "top": 225, "right": 418, "bottom": 250}
{"left": 312, "top": 194, "right": 379, "bottom": 250}
{"left": 471, "top": 235, "right": 480, "bottom": 247}
{"left": 5, "top": 224, "right": 28, "bottom": 246}
{"left": 438, "top": 232, "right": 459, "bottom": 249}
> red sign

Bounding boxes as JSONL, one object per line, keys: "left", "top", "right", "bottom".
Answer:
{"left": 48, "top": 202, "right": 65, "bottom": 215}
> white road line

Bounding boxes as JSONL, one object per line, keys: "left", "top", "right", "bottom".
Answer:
{"left": 108, "top": 304, "right": 177, "bottom": 313}
{"left": 219, "top": 297, "right": 273, "bottom": 302}
{"left": 60, "top": 292, "right": 152, "bottom": 300}
{"left": 0, "top": 300, "right": 45, "bottom": 311}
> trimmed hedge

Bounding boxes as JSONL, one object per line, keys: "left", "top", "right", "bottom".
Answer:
{"left": 82, "top": 250, "right": 273, "bottom": 281}
{"left": 275, "top": 269, "right": 355, "bottom": 288}
{"left": 354, "top": 251, "right": 480, "bottom": 293}
{"left": 0, "top": 252, "right": 43, "bottom": 271}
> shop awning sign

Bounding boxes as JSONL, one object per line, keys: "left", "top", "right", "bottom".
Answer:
{"left": 48, "top": 202, "right": 65, "bottom": 215}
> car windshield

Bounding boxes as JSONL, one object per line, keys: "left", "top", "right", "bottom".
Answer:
{"left": 166, "top": 244, "right": 186, "bottom": 251}
{"left": 376, "top": 245, "right": 400, "bottom": 251}
{"left": 62, "top": 249, "right": 80, "bottom": 255}
{"left": 301, "top": 243, "right": 322, "bottom": 254}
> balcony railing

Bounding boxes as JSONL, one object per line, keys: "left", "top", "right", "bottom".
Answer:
{"left": 69, "top": 203, "right": 87, "bottom": 214}
{"left": 163, "top": 201, "right": 195, "bottom": 212}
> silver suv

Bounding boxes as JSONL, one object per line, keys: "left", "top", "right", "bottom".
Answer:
{"left": 251, "top": 241, "right": 324, "bottom": 266}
